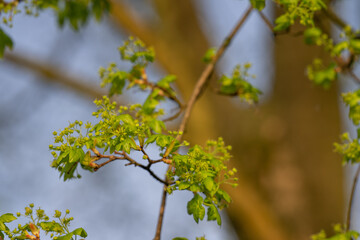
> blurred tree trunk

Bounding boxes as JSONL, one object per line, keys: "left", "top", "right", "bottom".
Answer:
{"left": 214, "top": 12, "right": 344, "bottom": 240}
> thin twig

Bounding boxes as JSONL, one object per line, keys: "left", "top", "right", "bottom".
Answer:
{"left": 347, "top": 70, "right": 360, "bottom": 84}
{"left": 257, "top": 11, "right": 274, "bottom": 33}
{"left": 322, "top": 7, "right": 349, "bottom": 30}
{"left": 92, "top": 151, "right": 168, "bottom": 185}
{"left": 177, "top": 5, "right": 253, "bottom": 139}
{"left": 346, "top": 164, "right": 360, "bottom": 231}
{"left": 153, "top": 187, "right": 167, "bottom": 240}
{"left": 153, "top": 6, "right": 253, "bottom": 240}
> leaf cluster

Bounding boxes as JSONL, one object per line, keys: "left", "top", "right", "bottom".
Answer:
{"left": 49, "top": 38, "right": 238, "bottom": 228}
{"left": 0, "top": 204, "right": 87, "bottom": 240}
{"left": 218, "top": 63, "right": 261, "bottom": 104}
{"left": 273, "top": 0, "right": 326, "bottom": 32}
{"left": 311, "top": 224, "right": 359, "bottom": 240}
{"left": 0, "top": 0, "right": 109, "bottom": 57}
{"left": 334, "top": 90, "right": 360, "bottom": 164}
{"left": 167, "top": 138, "right": 236, "bottom": 225}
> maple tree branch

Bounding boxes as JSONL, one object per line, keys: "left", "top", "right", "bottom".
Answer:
{"left": 92, "top": 151, "right": 168, "bottom": 185}
{"left": 177, "top": 5, "right": 253, "bottom": 138}
{"left": 154, "top": 6, "right": 253, "bottom": 240}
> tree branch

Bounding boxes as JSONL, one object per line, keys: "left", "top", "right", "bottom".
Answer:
{"left": 92, "top": 150, "right": 168, "bottom": 185}
{"left": 177, "top": 5, "right": 253, "bottom": 138}
{"left": 153, "top": 6, "right": 254, "bottom": 240}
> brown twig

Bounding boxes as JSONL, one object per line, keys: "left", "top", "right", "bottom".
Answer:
{"left": 92, "top": 150, "right": 168, "bottom": 185}
{"left": 153, "top": 187, "right": 167, "bottom": 240}
{"left": 348, "top": 70, "right": 360, "bottom": 84}
{"left": 346, "top": 164, "right": 360, "bottom": 231}
{"left": 177, "top": 5, "right": 253, "bottom": 139}
{"left": 322, "top": 7, "right": 349, "bottom": 30}
{"left": 257, "top": 11, "right": 274, "bottom": 33}
{"left": 153, "top": 6, "right": 253, "bottom": 240}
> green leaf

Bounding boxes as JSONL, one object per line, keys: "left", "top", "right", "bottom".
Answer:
{"left": 56, "top": 228, "right": 87, "bottom": 240}
{"left": 56, "top": 232, "right": 73, "bottom": 240}
{"left": 350, "top": 39, "right": 360, "bottom": 54}
{"left": 217, "top": 189, "right": 231, "bottom": 203}
{"left": 57, "top": 151, "right": 70, "bottom": 164}
{"left": 118, "top": 114, "right": 134, "bottom": 125}
{"left": 149, "top": 119, "right": 165, "bottom": 134}
{"left": 157, "top": 75, "right": 176, "bottom": 96}
{"left": 250, "top": 0, "right": 265, "bottom": 10}
{"left": 145, "top": 135, "right": 158, "bottom": 145}
{"left": 207, "top": 204, "right": 221, "bottom": 225}
{"left": 202, "top": 47, "right": 216, "bottom": 63}
{"left": 304, "top": 27, "right": 322, "bottom": 45}
{"left": 190, "top": 184, "right": 200, "bottom": 192}
{"left": 156, "top": 135, "right": 171, "bottom": 148}
{"left": 274, "top": 14, "right": 291, "bottom": 32}
{"left": 143, "top": 96, "right": 159, "bottom": 115}
{"left": 203, "top": 177, "right": 215, "bottom": 192}
{"left": 187, "top": 194, "right": 205, "bottom": 223}
{"left": 0, "top": 213, "right": 16, "bottom": 223}
{"left": 332, "top": 41, "right": 348, "bottom": 56}
{"left": 0, "top": 222, "right": 6, "bottom": 232}
{"left": 108, "top": 72, "right": 127, "bottom": 96}
{"left": 0, "top": 28, "right": 13, "bottom": 58}
{"left": 172, "top": 238, "right": 188, "bottom": 240}
{"left": 178, "top": 182, "right": 191, "bottom": 190}
{"left": 69, "top": 148, "right": 84, "bottom": 163}
{"left": 39, "top": 222, "right": 63, "bottom": 233}
{"left": 72, "top": 227, "right": 88, "bottom": 238}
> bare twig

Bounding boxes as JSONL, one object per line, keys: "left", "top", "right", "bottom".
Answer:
{"left": 153, "top": 187, "right": 167, "bottom": 240}
{"left": 153, "top": 6, "right": 253, "bottom": 240}
{"left": 346, "top": 164, "right": 360, "bottom": 231}
{"left": 177, "top": 5, "right": 253, "bottom": 138}
{"left": 92, "top": 150, "right": 168, "bottom": 185}
{"left": 322, "top": 7, "right": 349, "bottom": 30}
{"left": 348, "top": 70, "right": 360, "bottom": 84}
{"left": 257, "top": 11, "right": 274, "bottom": 33}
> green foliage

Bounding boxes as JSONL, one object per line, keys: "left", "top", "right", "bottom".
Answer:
{"left": 49, "top": 38, "right": 238, "bottom": 229}
{"left": 0, "top": 28, "right": 13, "bottom": 58}
{"left": 273, "top": 0, "right": 326, "bottom": 31}
{"left": 249, "top": 0, "right": 265, "bottom": 10}
{"left": 343, "top": 90, "right": 360, "bottom": 125}
{"left": 167, "top": 138, "right": 236, "bottom": 225}
{"left": 334, "top": 90, "right": 360, "bottom": 164}
{"left": 307, "top": 59, "right": 337, "bottom": 88}
{"left": 218, "top": 63, "right": 261, "bottom": 104}
{"left": 202, "top": 47, "right": 216, "bottom": 64}
{"left": 0, "top": 0, "right": 110, "bottom": 58}
{"left": 0, "top": 204, "right": 86, "bottom": 240}
{"left": 311, "top": 224, "right": 359, "bottom": 240}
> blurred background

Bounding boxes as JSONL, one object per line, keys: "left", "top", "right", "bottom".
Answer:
{"left": 0, "top": 0, "right": 360, "bottom": 239}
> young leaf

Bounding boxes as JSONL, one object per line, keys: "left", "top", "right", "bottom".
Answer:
{"left": 0, "top": 28, "right": 13, "bottom": 58}
{"left": 207, "top": 204, "right": 221, "bottom": 226}
{"left": 187, "top": 194, "right": 205, "bottom": 223}
{"left": 250, "top": 0, "right": 265, "bottom": 10}
{"left": 202, "top": 47, "right": 216, "bottom": 63}
{"left": 0, "top": 214, "right": 16, "bottom": 223}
